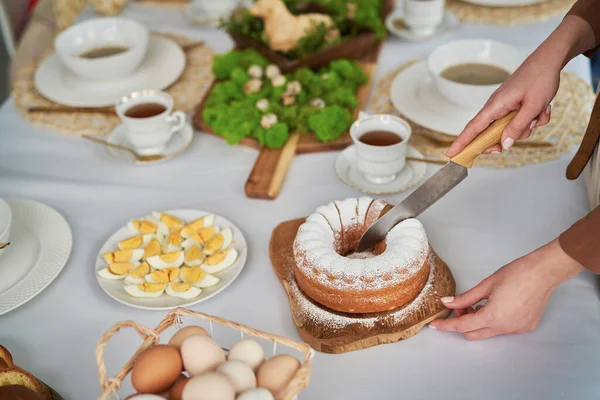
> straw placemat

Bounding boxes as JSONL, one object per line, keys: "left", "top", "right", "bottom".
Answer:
{"left": 13, "top": 33, "right": 214, "bottom": 136}
{"left": 368, "top": 60, "right": 595, "bottom": 168}
{"left": 445, "top": 0, "right": 576, "bottom": 25}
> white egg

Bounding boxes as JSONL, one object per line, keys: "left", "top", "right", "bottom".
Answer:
{"left": 146, "top": 251, "right": 184, "bottom": 269}
{"left": 203, "top": 228, "right": 233, "bottom": 255}
{"left": 124, "top": 275, "right": 146, "bottom": 285}
{"left": 97, "top": 267, "right": 127, "bottom": 280}
{"left": 125, "top": 283, "right": 166, "bottom": 298}
{"left": 180, "top": 214, "right": 216, "bottom": 238}
{"left": 201, "top": 249, "right": 238, "bottom": 274}
{"left": 217, "top": 360, "right": 257, "bottom": 394}
{"left": 118, "top": 234, "right": 154, "bottom": 251}
{"left": 97, "top": 262, "right": 140, "bottom": 280}
{"left": 182, "top": 227, "right": 220, "bottom": 249}
{"left": 104, "top": 249, "right": 144, "bottom": 264}
{"left": 151, "top": 211, "right": 184, "bottom": 230}
{"left": 194, "top": 273, "right": 220, "bottom": 288}
{"left": 165, "top": 282, "right": 202, "bottom": 299}
{"left": 184, "top": 244, "right": 205, "bottom": 267}
{"left": 127, "top": 218, "right": 169, "bottom": 236}
{"left": 237, "top": 388, "right": 274, "bottom": 400}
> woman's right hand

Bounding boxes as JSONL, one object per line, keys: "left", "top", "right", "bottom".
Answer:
{"left": 445, "top": 49, "right": 560, "bottom": 157}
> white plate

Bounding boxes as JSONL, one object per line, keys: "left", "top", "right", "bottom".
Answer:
{"left": 335, "top": 145, "right": 427, "bottom": 195}
{"left": 34, "top": 36, "right": 185, "bottom": 108}
{"left": 96, "top": 210, "right": 248, "bottom": 310}
{"left": 106, "top": 122, "right": 194, "bottom": 164}
{"left": 390, "top": 60, "right": 477, "bottom": 136}
{"left": 385, "top": 10, "right": 459, "bottom": 41}
{"left": 0, "top": 199, "right": 72, "bottom": 316}
{"left": 458, "top": 0, "right": 547, "bottom": 7}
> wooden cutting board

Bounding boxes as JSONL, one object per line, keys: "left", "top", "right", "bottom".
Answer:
{"left": 269, "top": 218, "right": 456, "bottom": 354}
{"left": 193, "top": 42, "right": 383, "bottom": 200}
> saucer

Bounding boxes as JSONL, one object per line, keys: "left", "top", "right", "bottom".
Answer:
{"left": 385, "top": 10, "right": 459, "bottom": 41}
{"left": 35, "top": 36, "right": 185, "bottom": 108}
{"left": 106, "top": 122, "right": 194, "bottom": 164}
{"left": 390, "top": 60, "right": 477, "bottom": 136}
{"left": 0, "top": 199, "right": 72, "bottom": 316}
{"left": 459, "top": 0, "right": 548, "bottom": 7}
{"left": 335, "top": 145, "right": 427, "bottom": 195}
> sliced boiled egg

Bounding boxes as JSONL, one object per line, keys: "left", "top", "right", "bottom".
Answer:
{"left": 127, "top": 219, "right": 168, "bottom": 236}
{"left": 125, "top": 282, "right": 166, "bottom": 298}
{"left": 195, "top": 273, "right": 220, "bottom": 288}
{"left": 201, "top": 249, "right": 238, "bottom": 274}
{"left": 118, "top": 234, "right": 153, "bottom": 251}
{"left": 164, "top": 229, "right": 184, "bottom": 253}
{"left": 145, "top": 267, "right": 181, "bottom": 284}
{"left": 184, "top": 244, "right": 205, "bottom": 267}
{"left": 181, "top": 227, "right": 219, "bottom": 249}
{"left": 152, "top": 212, "right": 183, "bottom": 230}
{"left": 181, "top": 266, "right": 219, "bottom": 288}
{"left": 103, "top": 249, "right": 144, "bottom": 264}
{"left": 180, "top": 215, "right": 216, "bottom": 238}
{"left": 124, "top": 261, "right": 152, "bottom": 285}
{"left": 165, "top": 282, "right": 202, "bottom": 299}
{"left": 147, "top": 251, "right": 184, "bottom": 269}
{"left": 203, "top": 228, "right": 233, "bottom": 255}
{"left": 143, "top": 238, "right": 162, "bottom": 259}
{"left": 98, "top": 262, "right": 140, "bottom": 280}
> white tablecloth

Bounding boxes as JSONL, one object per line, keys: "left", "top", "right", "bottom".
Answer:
{"left": 0, "top": 4, "right": 599, "bottom": 399}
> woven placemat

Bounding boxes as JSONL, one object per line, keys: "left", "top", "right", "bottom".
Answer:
{"left": 446, "top": 0, "right": 576, "bottom": 25}
{"left": 368, "top": 60, "right": 595, "bottom": 168}
{"left": 12, "top": 33, "right": 214, "bottom": 136}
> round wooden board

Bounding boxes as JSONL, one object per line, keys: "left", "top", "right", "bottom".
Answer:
{"left": 270, "top": 218, "right": 456, "bottom": 354}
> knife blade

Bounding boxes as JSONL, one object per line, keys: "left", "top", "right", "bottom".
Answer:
{"left": 356, "top": 111, "right": 517, "bottom": 252}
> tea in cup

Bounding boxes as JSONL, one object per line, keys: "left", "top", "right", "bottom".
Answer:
{"left": 116, "top": 90, "right": 186, "bottom": 155}
{"left": 350, "top": 113, "right": 412, "bottom": 185}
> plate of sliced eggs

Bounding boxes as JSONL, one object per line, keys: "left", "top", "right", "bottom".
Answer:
{"left": 95, "top": 210, "right": 247, "bottom": 310}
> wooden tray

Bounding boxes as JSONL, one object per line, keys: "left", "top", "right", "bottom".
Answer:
{"left": 269, "top": 218, "right": 456, "bottom": 354}
{"left": 193, "top": 42, "right": 381, "bottom": 200}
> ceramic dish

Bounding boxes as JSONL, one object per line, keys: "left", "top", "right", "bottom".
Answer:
{"left": 335, "top": 145, "right": 427, "bottom": 194}
{"left": 386, "top": 9, "right": 458, "bottom": 41}
{"left": 105, "top": 122, "right": 194, "bottom": 164}
{"left": 0, "top": 199, "right": 72, "bottom": 316}
{"left": 35, "top": 36, "right": 185, "bottom": 108}
{"left": 95, "top": 210, "right": 248, "bottom": 310}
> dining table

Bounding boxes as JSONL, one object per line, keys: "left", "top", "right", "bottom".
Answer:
{"left": 0, "top": 3, "right": 599, "bottom": 399}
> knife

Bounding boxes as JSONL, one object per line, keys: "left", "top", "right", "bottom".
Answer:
{"left": 356, "top": 111, "right": 517, "bottom": 252}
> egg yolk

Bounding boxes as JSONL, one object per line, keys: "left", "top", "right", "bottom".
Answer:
{"left": 119, "top": 235, "right": 143, "bottom": 250}
{"left": 160, "top": 252, "right": 182, "bottom": 263}
{"left": 189, "top": 227, "right": 217, "bottom": 244}
{"left": 167, "top": 230, "right": 184, "bottom": 246}
{"left": 160, "top": 213, "right": 183, "bottom": 230}
{"left": 205, "top": 250, "right": 228, "bottom": 266}
{"left": 149, "top": 268, "right": 180, "bottom": 283}
{"left": 181, "top": 267, "right": 206, "bottom": 283}
{"left": 113, "top": 250, "right": 134, "bottom": 263}
{"left": 138, "top": 283, "right": 166, "bottom": 293}
{"left": 132, "top": 220, "right": 158, "bottom": 234}
{"left": 204, "top": 234, "right": 224, "bottom": 253}
{"left": 129, "top": 262, "right": 151, "bottom": 278}
{"left": 103, "top": 252, "right": 114, "bottom": 264}
{"left": 144, "top": 239, "right": 161, "bottom": 258}
{"left": 171, "top": 283, "right": 193, "bottom": 293}
{"left": 108, "top": 262, "right": 134, "bottom": 275}
{"left": 185, "top": 245, "right": 204, "bottom": 264}
{"left": 181, "top": 218, "right": 208, "bottom": 237}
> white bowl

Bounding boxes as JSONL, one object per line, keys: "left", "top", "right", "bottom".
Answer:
{"left": 427, "top": 39, "right": 524, "bottom": 109}
{"left": 0, "top": 198, "right": 11, "bottom": 261}
{"left": 55, "top": 17, "right": 149, "bottom": 81}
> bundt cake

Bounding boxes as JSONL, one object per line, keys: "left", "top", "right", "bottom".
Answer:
{"left": 293, "top": 197, "right": 430, "bottom": 313}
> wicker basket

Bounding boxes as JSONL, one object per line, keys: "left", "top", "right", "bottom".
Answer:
{"left": 96, "top": 308, "right": 315, "bottom": 400}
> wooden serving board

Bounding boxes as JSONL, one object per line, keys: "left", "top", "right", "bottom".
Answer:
{"left": 269, "top": 218, "right": 456, "bottom": 354}
{"left": 193, "top": 39, "right": 383, "bottom": 200}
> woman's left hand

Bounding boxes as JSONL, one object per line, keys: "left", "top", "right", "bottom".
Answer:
{"left": 429, "top": 239, "right": 583, "bottom": 340}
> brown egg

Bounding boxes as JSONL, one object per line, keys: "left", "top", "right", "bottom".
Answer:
{"left": 169, "top": 376, "right": 189, "bottom": 400}
{"left": 256, "top": 355, "right": 300, "bottom": 395}
{"left": 168, "top": 326, "right": 209, "bottom": 350}
{"left": 132, "top": 345, "right": 183, "bottom": 393}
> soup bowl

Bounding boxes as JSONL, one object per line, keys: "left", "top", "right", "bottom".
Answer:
{"left": 427, "top": 39, "right": 523, "bottom": 109}
{"left": 55, "top": 17, "right": 149, "bottom": 81}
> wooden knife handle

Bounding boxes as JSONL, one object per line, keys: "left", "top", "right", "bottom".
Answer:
{"left": 450, "top": 111, "right": 517, "bottom": 168}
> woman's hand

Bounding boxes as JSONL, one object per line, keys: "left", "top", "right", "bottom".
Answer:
{"left": 429, "top": 239, "right": 583, "bottom": 340}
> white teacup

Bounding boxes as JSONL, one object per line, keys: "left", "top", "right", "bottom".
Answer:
{"left": 350, "top": 112, "right": 412, "bottom": 185}
{"left": 116, "top": 90, "right": 186, "bottom": 155}
{"left": 403, "top": 0, "right": 445, "bottom": 36}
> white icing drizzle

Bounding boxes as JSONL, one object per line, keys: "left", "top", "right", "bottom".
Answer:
{"left": 293, "top": 197, "right": 429, "bottom": 292}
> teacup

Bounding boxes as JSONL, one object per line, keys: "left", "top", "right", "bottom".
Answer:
{"left": 0, "top": 198, "right": 12, "bottom": 261}
{"left": 116, "top": 91, "right": 186, "bottom": 155}
{"left": 350, "top": 112, "right": 412, "bottom": 185}
{"left": 403, "top": 0, "right": 445, "bottom": 37}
